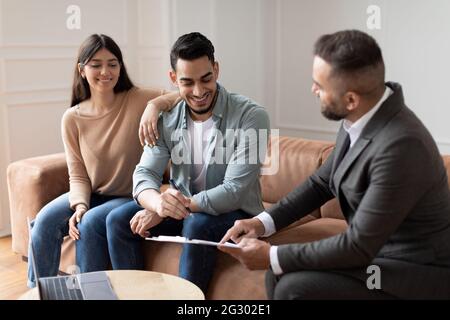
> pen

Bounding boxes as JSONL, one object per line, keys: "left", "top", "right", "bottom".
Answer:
{"left": 168, "top": 178, "right": 179, "bottom": 191}
{"left": 169, "top": 179, "right": 192, "bottom": 216}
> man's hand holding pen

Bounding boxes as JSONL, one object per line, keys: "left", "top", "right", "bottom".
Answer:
{"left": 131, "top": 181, "right": 192, "bottom": 238}
{"left": 155, "top": 187, "right": 191, "bottom": 220}
{"left": 166, "top": 179, "right": 192, "bottom": 219}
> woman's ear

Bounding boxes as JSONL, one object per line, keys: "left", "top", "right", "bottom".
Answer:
{"left": 78, "top": 63, "right": 85, "bottom": 79}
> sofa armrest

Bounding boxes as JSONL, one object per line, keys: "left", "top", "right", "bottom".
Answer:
{"left": 7, "top": 153, "right": 69, "bottom": 256}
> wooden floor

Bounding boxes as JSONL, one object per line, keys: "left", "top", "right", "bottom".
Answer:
{"left": 0, "top": 236, "right": 29, "bottom": 300}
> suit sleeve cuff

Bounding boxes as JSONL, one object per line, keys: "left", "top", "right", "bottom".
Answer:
{"left": 256, "top": 211, "right": 276, "bottom": 237}
{"left": 270, "top": 246, "right": 283, "bottom": 275}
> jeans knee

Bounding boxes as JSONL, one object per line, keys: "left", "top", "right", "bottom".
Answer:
{"left": 105, "top": 209, "right": 121, "bottom": 232}
{"left": 182, "top": 213, "right": 214, "bottom": 239}
{"left": 78, "top": 214, "right": 104, "bottom": 238}
{"left": 106, "top": 205, "right": 136, "bottom": 238}
{"left": 33, "top": 214, "right": 66, "bottom": 242}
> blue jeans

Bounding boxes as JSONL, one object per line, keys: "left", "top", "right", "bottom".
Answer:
{"left": 107, "top": 201, "right": 251, "bottom": 293}
{"left": 27, "top": 192, "right": 132, "bottom": 288}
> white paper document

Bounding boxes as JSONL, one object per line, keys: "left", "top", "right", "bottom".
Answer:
{"left": 146, "top": 235, "right": 239, "bottom": 248}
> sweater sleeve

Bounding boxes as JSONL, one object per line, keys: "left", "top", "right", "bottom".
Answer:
{"left": 138, "top": 87, "right": 182, "bottom": 112}
{"left": 61, "top": 110, "right": 91, "bottom": 210}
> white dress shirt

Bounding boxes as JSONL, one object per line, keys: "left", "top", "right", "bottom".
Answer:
{"left": 256, "top": 86, "right": 393, "bottom": 275}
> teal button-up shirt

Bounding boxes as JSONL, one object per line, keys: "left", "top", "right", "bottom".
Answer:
{"left": 133, "top": 84, "right": 270, "bottom": 216}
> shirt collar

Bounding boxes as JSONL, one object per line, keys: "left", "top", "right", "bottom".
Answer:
{"left": 212, "top": 83, "right": 224, "bottom": 119}
{"left": 343, "top": 86, "right": 393, "bottom": 148}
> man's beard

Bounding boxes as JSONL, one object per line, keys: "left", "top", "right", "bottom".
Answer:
{"left": 321, "top": 103, "right": 348, "bottom": 121}
{"left": 188, "top": 100, "right": 215, "bottom": 115}
{"left": 187, "top": 90, "right": 218, "bottom": 115}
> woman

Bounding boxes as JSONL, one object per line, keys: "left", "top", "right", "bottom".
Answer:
{"left": 28, "top": 34, "right": 177, "bottom": 287}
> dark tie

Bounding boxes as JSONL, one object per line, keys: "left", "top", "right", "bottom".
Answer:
{"left": 335, "top": 133, "right": 350, "bottom": 169}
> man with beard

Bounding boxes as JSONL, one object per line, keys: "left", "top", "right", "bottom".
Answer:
{"left": 219, "top": 30, "right": 450, "bottom": 299}
{"left": 106, "top": 32, "right": 270, "bottom": 294}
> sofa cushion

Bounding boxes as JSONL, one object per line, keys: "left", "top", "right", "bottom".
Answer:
{"left": 7, "top": 153, "right": 69, "bottom": 256}
{"left": 59, "top": 237, "right": 76, "bottom": 274}
{"left": 321, "top": 198, "right": 345, "bottom": 220}
{"left": 208, "top": 252, "right": 266, "bottom": 299}
{"left": 260, "top": 136, "right": 333, "bottom": 219}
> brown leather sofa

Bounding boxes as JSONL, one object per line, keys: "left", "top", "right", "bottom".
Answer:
{"left": 8, "top": 136, "right": 391, "bottom": 299}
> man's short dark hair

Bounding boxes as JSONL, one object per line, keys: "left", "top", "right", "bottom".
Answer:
{"left": 170, "top": 32, "right": 215, "bottom": 70}
{"left": 314, "top": 29, "right": 383, "bottom": 74}
{"left": 314, "top": 30, "right": 385, "bottom": 94}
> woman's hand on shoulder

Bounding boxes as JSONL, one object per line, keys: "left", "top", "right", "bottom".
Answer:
{"left": 139, "top": 102, "right": 160, "bottom": 147}
{"left": 138, "top": 90, "right": 181, "bottom": 147}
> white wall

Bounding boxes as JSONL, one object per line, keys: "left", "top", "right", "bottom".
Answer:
{"left": 271, "top": 0, "right": 374, "bottom": 141}
{"left": 1, "top": 0, "right": 450, "bottom": 235}
{"left": 382, "top": 0, "right": 450, "bottom": 151}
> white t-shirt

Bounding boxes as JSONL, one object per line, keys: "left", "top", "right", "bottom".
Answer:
{"left": 187, "top": 114, "right": 215, "bottom": 194}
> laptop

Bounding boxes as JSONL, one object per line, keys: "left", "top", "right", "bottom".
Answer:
{"left": 27, "top": 218, "right": 118, "bottom": 300}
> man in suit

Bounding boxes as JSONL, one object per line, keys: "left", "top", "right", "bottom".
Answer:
{"left": 219, "top": 29, "right": 450, "bottom": 299}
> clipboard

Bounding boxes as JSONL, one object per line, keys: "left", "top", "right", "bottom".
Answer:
{"left": 145, "top": 235, "right": 239, "bottom": 248}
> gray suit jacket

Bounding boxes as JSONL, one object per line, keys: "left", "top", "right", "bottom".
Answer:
{"left": 267, "top": 82, "right": 450, "bottom": 299}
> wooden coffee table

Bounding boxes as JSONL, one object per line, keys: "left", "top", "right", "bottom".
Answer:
{"left": 19, "top": 270, "right": 205, "bottom": 300}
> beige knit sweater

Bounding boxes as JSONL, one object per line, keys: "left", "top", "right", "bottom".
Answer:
{"left": 61, "top": 87, "right": 173, "bottom": 210}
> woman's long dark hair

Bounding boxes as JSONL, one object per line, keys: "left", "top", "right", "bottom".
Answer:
{"left": 70, "top": 34, "right": 134, "bottom": 107}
